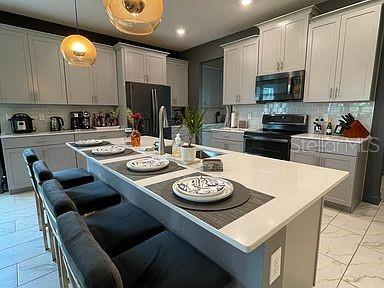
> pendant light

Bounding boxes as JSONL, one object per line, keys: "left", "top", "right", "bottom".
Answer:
{"left": 61, "top": 0, "right": 97, "bottom": 66}
{"left": 103, "top": 0, "right": 163, "bottom": 35}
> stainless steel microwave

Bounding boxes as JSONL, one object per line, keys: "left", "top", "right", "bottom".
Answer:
{"left": 255, "top": 70, "right": 305, "bottom": 103}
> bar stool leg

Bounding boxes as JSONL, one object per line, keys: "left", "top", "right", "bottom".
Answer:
{"left": 41, "top": 211, "right": 49, "bottom": 251}
{"left": 33, "top": 192, "right": 43, "bottom": 231}
{"left": 47, "top": 222, "right": 56, "bottom": 262}
{"left": 59, "top": 249, "right": 69, "bottom": 288}
{"left": 53, "top": 237, "right": 64, "bottom": 288}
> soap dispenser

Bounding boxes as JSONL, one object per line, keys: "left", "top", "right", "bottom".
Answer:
{"left": 172, "top": 133, "right": 182, "bottom": 158}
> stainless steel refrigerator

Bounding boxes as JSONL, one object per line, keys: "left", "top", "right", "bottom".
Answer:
{"left": 125, "top": 82, "right": 171, "bottom": 139}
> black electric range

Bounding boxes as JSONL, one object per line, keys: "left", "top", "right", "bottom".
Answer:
{"left": 244, "top": 114, "right": 308, "bottom": 160}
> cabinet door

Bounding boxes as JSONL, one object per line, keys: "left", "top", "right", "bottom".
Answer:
{"left": 65, "top": 64, "right": 94, "bottom": 105}
{"left": 28, "top": 35, "right": 67, "bottom": 104}
{"left": 4, "top": 147, "right": 42, "bottom": 191}
{"left": 304, "top": 17, "right": 341, "bottom": 102}
{"left": 203, "top": 67, "right": 223, "bottom": 107}
{"left": 43, "top": 144, "right": 76, "bottom": 172}
{"left": 146, "top": 53, "right": 166, "bottom": 85}
{"left": 93, "top": 47, "right": 118, "bottom": 105}
{"left": 124, "top": 49, "right": 146, "bottom": 83}
{"left": 223, "top": 46, "right": 240, "bottom": 105}
{"left": 211, "top": 139, "right": 227, "bottom": 150}
{"left": 290, "top": 150, "right": 319, "bottom": 166}
{"left": 334, "top": 5, "right": 381, "bottom": 102}
{"left": 174, "top": 62, "right": 188, "bottom": 107}
{"left": 258, "top": 25, "right": 281, "bottom": 75}
{"left": 281, "top": 17, "right": 307, "bottom": 72}
{"left": 321, "top": 153, "right": 355, "bottom": 206}
{"left": 0, "top": 29, "right": 33, "bottom": 104}
{"left": 166, "top": 62, "right": 176, "bottom": 106}
{"left": 227, "top": 141, "right": 244, "bottom": 153}
{"left": 239, "top": 40, "right": 258, "bottom": 104}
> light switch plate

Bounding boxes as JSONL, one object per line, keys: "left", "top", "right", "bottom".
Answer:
{"left": 38, "top": 113, "right": 45, "bottom": 121}
{"left": 247, "top": 113, "right": 252, "bottom": 120}
{"left": 269, "top": 247, "right": 282, "bottom": 285}
{"left": 5, "top": 113, "right": 11, "bottom": 121}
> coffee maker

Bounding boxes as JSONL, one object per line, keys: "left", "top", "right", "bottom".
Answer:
{"left": 70, "top": 111, "right": 91, "bottom": 129}
{"left": 70, "top": 112, "right": 81, "bottom": 130}
{"left": 80, "top": 111, "right": 91, "bottom": 129}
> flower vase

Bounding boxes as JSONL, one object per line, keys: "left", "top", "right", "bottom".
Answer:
{"left": 130, "top": 126, "right": 141, "bottom": 147}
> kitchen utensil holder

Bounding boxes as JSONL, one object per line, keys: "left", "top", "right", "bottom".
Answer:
{"left": 342, "top": 120, "right": 370, "bottom": 138}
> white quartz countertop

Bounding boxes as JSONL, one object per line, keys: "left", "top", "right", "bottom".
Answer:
{"left": 292, "top": 133, "right": 370, "bottom": 144}
{"left": 210, "top": 127, "right": 251, "bottom": 134}
{"left": 0, "top": 128, "right": 124, "bottom": 139}
{"left": 67, "top": 136, "right": 348, "bottom": 253}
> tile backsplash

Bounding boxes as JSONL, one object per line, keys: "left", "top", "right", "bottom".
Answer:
{"left": 0, "top": 105, "right": 116, "bottom": 134}
{"left": 233, "top": 101, "right": 375, "bottom": 133}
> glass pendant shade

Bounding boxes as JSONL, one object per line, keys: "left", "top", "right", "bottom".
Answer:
{"left": 104, "top": 0, "right": 163, "bottom": 35}
{"left": 60, "top": 34, "right": 97, "bottom": 66}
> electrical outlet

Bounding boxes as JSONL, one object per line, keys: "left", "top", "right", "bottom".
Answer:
{"left": 5, "top": 113, "right": 11, "bottom": 121}
{"left": 38, "top": 113, "right": 45, "bottom": 121}
{"left": 269, "top": 247, "right": 282, "bottom": 285}
{"left": 247, "top": 113, "right": 252, "bottom": 120}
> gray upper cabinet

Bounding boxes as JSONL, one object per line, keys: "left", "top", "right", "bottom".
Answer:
{"left": 28, "top": 34, "right": 67, "bottom": 104}
{"left": 92, "top": 45, "right": 119, "bottom": 105}
{"left": 65, "top": 64, "right": 94, "bottom": 105}
{"left": 0, "top": 27, "right": 34, "bottom": 104}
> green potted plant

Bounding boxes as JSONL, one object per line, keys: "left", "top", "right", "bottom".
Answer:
{"left": 180, "top": 107, "right": 206, "bottom": 162}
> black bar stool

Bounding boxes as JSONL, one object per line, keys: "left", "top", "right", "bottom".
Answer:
{"left": 57, "top": 211, "right": 231, "bottom": 288}
{"left": 42, "top": 179, "right": 164, "bottom": 287}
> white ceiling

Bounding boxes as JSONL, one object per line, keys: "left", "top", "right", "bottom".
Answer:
{"left": 0, "top": 0, "right": 326, "bottom": 51}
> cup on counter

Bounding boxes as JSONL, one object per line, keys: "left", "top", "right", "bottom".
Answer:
{"left": 124, "top": 128, "right": 132, "bottom": 145}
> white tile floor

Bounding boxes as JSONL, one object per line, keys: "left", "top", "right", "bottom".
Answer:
{"left": 0, "top": 190, "right": 383, "bottom": 288}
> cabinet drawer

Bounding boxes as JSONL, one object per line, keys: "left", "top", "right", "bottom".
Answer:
{"left": 291, "top": 138, "right": 359, "bottom": 156}
{"left": 212, "top": 131, "right": 244, "bottom": 142}
{"left": 74, "top": 131, "right": 124, "bottom": 141}
{"left": 2, "top": 134, "right": 74, "bottom": 149}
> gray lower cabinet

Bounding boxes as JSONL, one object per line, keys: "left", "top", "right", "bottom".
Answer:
{"left": 43, "top": 144, "right": 77, "bottom": 172}
{"left": 290, "top": 138, "right": 368, "bottom": 212}
{"left": 211, "top": 131, "right": 244, "bottom": 152}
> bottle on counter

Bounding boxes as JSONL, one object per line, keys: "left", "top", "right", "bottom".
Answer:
{"left": 326, "top": 118, "right": 333, "bottom": 135}
{"left": 172, "top": 133, "right": 182, "bottom": 158}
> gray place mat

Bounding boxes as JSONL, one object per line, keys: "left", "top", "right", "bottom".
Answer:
{"left": 146, "top": 173, "right": 275, "bottom": 229}
{"left": 106, "top": 159, "right": 186, "bottom": 181}
{"left": 68, "top": 141, "right": 111, "bottom": 148}
{"left": 83, "top": 148, "right": 140, "bottom": 160}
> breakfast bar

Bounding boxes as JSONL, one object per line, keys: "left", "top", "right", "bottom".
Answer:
{"left": 67, "top": 136, "right": 348, "bottom": 288}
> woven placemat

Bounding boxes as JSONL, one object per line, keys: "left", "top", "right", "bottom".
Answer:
{"left": 83, "top": 148, "right": 139, "bottom": 160}
{"left": 146, "top": 173, "right": 275, "bottom": 229}
{"left": 106, "top": 159, "right": 186, "bottom": 181}
{"left": 68, "top": 141, "right": 111, "bottom": 148}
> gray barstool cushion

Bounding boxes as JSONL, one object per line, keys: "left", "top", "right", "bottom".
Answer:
{"left": 112, "top": 231, "right": 231, "bottom": 288}
{"left": 53, "top": 168, "right": 94, "bottom": 190}
{"left": 22, "top": 148, "right": 39, "bottom": 166}
{"left": 33, "top": 161, "right": 54, "bottom": 185}
{"left": 41, "top": 179, "right": 77, "bottom": 218}
{"left": 57, "top": 211, "right": 124, "bottom": 288}
{"left": 65, "top": 181, "right": 121, "bottom": 215}
{"left": 85, "top": 202, "right": 164, "bottom": 258}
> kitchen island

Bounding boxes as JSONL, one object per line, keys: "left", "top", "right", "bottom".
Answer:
{"left": 67, "top": 136, "right": 348, "bottom": 288}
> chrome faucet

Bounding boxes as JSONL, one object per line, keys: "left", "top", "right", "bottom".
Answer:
{"left": 158, "top": 106, "right": 169, "bottom": 155}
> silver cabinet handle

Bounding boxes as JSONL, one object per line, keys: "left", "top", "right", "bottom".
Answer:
{"left": 277, "top": 62, "right": 280, "bottom": 71}
{"left": 329, "top": 87, "right": 333, "bottom": 99}
{"left": 280, "top": 61, "right": 284, "bottom": 71}
{"left": 335, "top": 87, "right": 338, "bottom": 99}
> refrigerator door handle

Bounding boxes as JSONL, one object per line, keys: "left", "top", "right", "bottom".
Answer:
{"left": 151, "top": 89, "right": 157, "bottom": 136}
{"left": 154, "top": 89, "right": 159, "bottom": 136}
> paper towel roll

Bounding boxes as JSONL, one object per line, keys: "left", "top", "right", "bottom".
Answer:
{"left": 230, "top": 112, "right": 237, "bottom": 128}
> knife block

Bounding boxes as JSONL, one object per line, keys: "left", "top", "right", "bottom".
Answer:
{"left": 342, "top": 120, "right": 370, "bottom": 138}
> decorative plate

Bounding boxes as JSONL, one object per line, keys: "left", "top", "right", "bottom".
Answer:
{"left": 92, "top": 145, "right": 125, "bottom": 156}
{"left": 75, "top": 139, "right": 104, "bottom": 147}
{"left": 126, "top": 157, "right": 169, "bottom": 172}
{"left": 172, "top": 176, "right": 234, "bottom": 203}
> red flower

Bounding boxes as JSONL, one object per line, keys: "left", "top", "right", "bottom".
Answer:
{"left": 132, "top": 113, "right": 142, "bottom": 120}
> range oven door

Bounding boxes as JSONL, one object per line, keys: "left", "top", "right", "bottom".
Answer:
{"left": 255, "top": 70, "right": 304, "bottom": 103}
{"left": 244, "top": 135, "right": 290, "bottom": 160}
